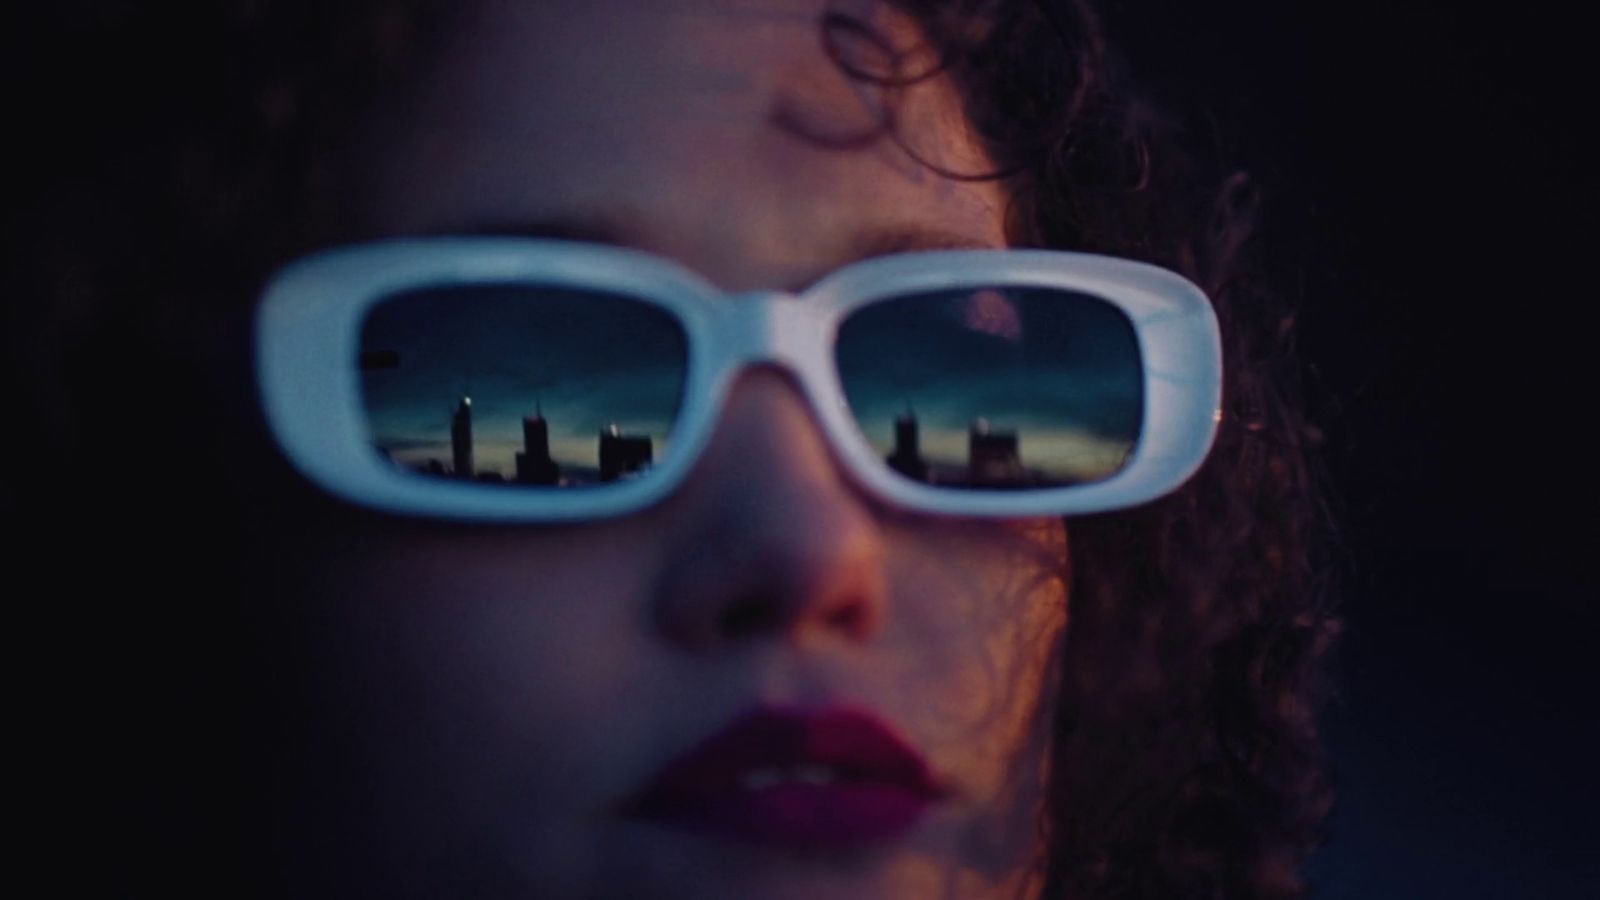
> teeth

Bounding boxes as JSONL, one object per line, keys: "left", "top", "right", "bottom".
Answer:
{"left": 738, "top": 765, "right": 839, "bottom": 790}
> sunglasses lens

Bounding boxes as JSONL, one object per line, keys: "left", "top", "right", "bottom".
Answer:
{"left": 357, "top": 284, "right": 688, "bottom": 487}
{"left": 837, "top": 286, "right": 1143, "bottom": 489}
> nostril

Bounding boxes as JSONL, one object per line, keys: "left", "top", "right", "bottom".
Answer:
{"left": 825, "top": 603, "right": 867, "bottom": 632}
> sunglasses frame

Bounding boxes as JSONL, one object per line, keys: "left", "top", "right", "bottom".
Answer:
{"left": 257, "top": 237, "right": 1221, "bottom": 521}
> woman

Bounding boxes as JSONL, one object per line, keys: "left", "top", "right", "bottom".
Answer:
{"left": 19, "top": 1, "right": 1336, "bottom": 898}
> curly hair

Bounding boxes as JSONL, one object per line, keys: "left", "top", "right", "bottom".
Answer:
{"left": 873, "top": 5, "right": 1341, "bottom": 898}
{"left": 14, "top": 2, "right": 1338, "bottom": 897}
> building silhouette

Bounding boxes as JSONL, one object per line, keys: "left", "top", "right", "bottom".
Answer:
{"left": 451, "top": 395, "right": 473, "bottom": 478}
{"left": 885, "top": 411, "right": 929, "bottom": 481}
{"left": 515, "top": 408, "right": 562, "bottom": 485}
{"left": 968, "top": 418, "right": 1025, "bottom": 485}
{"left": 598, "top": 423, "right": 653, "bottom": 481}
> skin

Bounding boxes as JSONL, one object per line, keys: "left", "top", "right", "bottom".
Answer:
{"left": 287, "top": 2, "right": 1072, "bottom": 897}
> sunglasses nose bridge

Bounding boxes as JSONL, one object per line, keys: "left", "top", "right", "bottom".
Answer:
{"left": 719, "top": 290, "right": 826, "bottom": 373}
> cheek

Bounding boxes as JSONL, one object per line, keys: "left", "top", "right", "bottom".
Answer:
{"left": 878, "top": 520, "right": 1070, "bottom": 797}
{"left": 304, "top": 530, "right": 663, "bottom": 824}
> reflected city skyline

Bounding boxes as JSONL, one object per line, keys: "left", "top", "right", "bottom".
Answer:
{"left": 379, "top": 393, "right": 660, "bottom": 485}
{"left": 357, "top": 280, "right": 1144, "bottom": 490}
{"left": 376, "top": 393, "right": 1132, "bottom": 490}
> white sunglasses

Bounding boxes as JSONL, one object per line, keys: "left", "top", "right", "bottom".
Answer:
{"left": 255, "top": 238, "right": 1221, "bottom": 521}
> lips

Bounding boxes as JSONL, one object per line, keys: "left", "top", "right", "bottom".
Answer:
{"left": 628, "top": 705, "right": 948, "bottom": 850}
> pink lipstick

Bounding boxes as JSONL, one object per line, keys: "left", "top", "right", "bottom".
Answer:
{"left": 629, "top": 705, "right": 947, "bottom": 850}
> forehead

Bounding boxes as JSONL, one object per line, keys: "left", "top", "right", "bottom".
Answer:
{"left": 363, "top": 0, "right": 1007, "bottom": 290}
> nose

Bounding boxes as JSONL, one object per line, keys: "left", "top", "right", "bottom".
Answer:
{"left": 650, "top": 367, "right": 889, "bottom": 651}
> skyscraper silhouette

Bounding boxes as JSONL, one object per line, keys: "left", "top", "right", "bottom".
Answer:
{"left": 516, "top": 409, "right": 561, "bottom": 485}
{"left": 968, "top": 418, "right": 1025, "bottom": 485}
{"left": 886, "top": 411, "right": 929, "bottom": 481}
{"left": 451, "top": 395, "right": 473, "bottom": 478}
{"left": 598, "top": 423, "right": 652, "bottom": 481}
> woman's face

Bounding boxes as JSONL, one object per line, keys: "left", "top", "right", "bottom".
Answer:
{"left": 292, "top": 3, "right": 1071, "bottom": 898}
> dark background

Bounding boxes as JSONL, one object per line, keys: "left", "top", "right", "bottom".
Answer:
{"left": 1107, "top": 1, "right": 1597, "bottom": 896}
